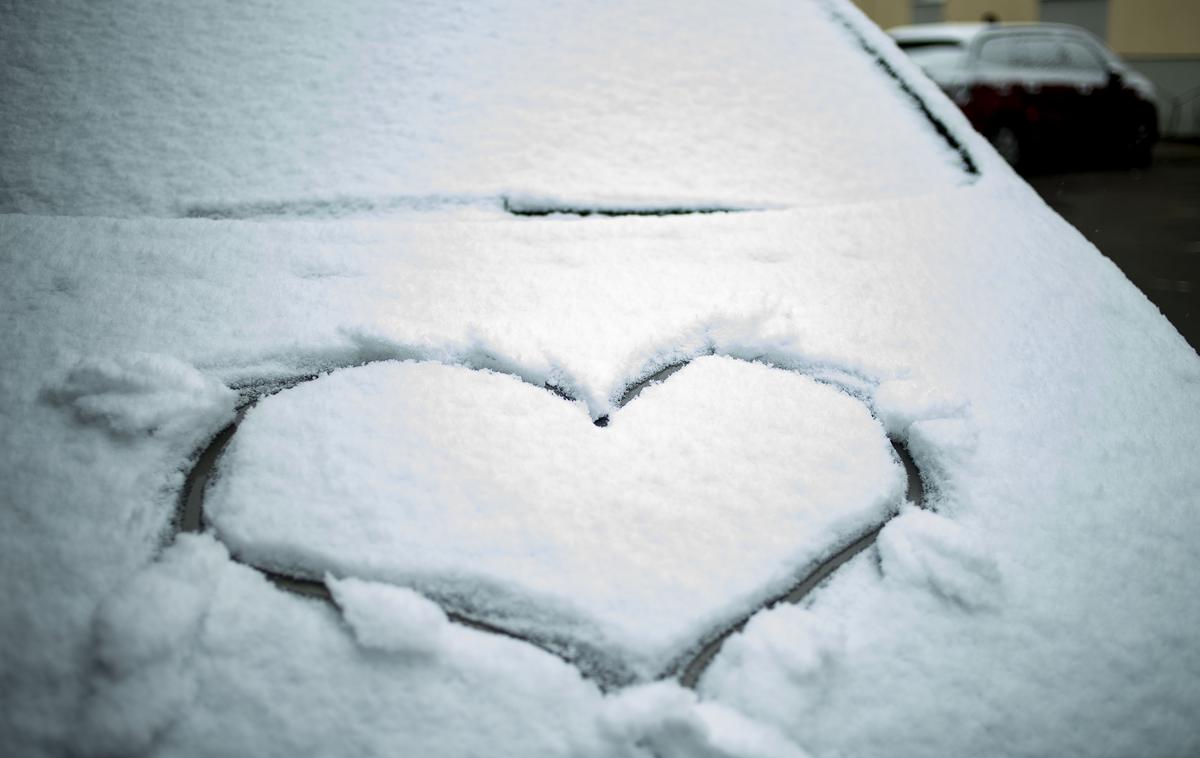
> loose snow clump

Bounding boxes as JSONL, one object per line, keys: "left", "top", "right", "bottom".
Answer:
{"left": 327, "top": 575, "right": 448, "bottom": 656}
{"left": 872, "top": 378, "right": 967, "bottom": 436}
{"left": 602, "top": 681, "right": 810, "bottom": 758}
{"left": 876, "top": 506, "right": 1003, "bottom": 612}
{"left": 44, "top": 352, "right": 234, "bottom": 436}
{"left": 74, "top": 535, "right": 225, "bottom": 756}
{"left": 698, "top": 606, "right": 846, "bottom": 727}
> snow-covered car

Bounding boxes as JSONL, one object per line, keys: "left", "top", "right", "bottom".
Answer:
{"left": 2, "top": 1, "right": 1198, "bottom": 757}
{"left": 890, "top": 22, "right": 1159, "bottom": 168}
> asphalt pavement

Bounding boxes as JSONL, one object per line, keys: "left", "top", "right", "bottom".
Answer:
{"left": 1027, "top": 141, "right": 1200, "bottom": 352}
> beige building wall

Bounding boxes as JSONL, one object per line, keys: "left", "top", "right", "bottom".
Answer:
{"left": 851, "top": 0, "right": 912, "bottom": 29}
{"left": 1108, "top": 0, "right": 1200, "bottom": 56}
{"left": 1108, "top": 0, "right": 1200, "bottom": 137}
{"left": 851, "top": 0, "right": 1038, "bottom": 29}
{"left": 943, "top": 0, "right": 1038, "bottom": 22}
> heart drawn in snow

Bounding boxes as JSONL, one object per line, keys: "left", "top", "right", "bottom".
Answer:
{"left": 204, "top": 355, "right": 905, "bottom": 684}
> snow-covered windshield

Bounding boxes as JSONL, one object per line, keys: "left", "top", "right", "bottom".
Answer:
{"left": 0, "top": 0, "right": 969, "bottom": 218}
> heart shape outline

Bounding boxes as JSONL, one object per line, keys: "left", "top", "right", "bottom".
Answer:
{"left": 181, "top": 353, "right": 926, "bottom": 689}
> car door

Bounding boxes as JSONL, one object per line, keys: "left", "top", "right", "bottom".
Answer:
{"left": 968, "top": 33, "right": 1025, "bottom": 135}
{"left": 1012, "top": 32, "right": 1080, "bottom": 150}
{"left": 1055, "top": 30, "right": 1123, "bottom": 152}
{"left": 971, "top": 31, "right": 1068, "bottom": 156}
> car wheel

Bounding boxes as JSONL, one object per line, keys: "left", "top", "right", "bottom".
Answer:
{"left": 989, "top": 125, "right": 1023, "bottom": 169}
{"left": 1124, "top": 118, "right": 1155, "bottom": 169}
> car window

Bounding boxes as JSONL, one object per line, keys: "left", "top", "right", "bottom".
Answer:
{"left": 1012, "top": 36, "right": 1061, "bottom": 70}
{"left": 899, "top": 41, "right": 967, "bottom": 71}
{"left": 980, "top": 33, "right": 1064, "bottom": 70}
{"left": 977, "top": 35, "right": 1018, "bottom": 66}
{"left": 1059, "top": 37, "right": 1107, "bottom": 75}
{"left": 976, "top": 32, "right": 1107, "bottom": 82}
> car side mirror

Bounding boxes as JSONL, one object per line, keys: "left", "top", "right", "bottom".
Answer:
{"left": 1106, "top": 68, "right": 1123, "bottom": 89}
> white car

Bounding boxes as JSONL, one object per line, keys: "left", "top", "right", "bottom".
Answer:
{"left": 2, "top": 1, "right": 1197, "bottom": 757}
{"left": 890, "top": 22, "right": 1159, "bottom": 167}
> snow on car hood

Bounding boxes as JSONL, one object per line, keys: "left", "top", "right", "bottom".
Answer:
{"left": 6, "top": 170, "right": 1199, "bottom": 755}
{"left": 2, "top": 0, "right": 1198, "bottom": 756}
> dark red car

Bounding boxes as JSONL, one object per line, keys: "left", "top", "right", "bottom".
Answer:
{"left": 891, "top": 22, "right": 1159, "bottom": 169}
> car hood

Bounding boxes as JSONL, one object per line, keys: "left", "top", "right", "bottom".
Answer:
{"left": 3, "top": 0, "right": 1198, "bottom": 755}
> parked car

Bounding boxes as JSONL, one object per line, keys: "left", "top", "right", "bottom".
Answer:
{"left": 890, "top": 22, "right": 1159, "bottom": 168}
{"left": 3, "top": 2, "right": 1198, "bottom": 757}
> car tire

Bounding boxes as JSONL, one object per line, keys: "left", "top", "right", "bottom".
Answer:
{"left": 1124, "top": 116, "right": 1155, "bottom": 169}
{"left": 988, "top": 124, "right": 1024, "bottom": 170}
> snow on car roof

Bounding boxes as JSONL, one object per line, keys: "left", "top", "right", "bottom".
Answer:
{"left": 888, "top": 22, "right": 990, "bottom": 45}
{"left": 889, "top": 20, "right": 1111, "bottom": 45}
{"left": 2, "top": 0, "right": 1199, "bottom": 756}
{"left": 0, "top": 0, "right": 969, "bottom": 220}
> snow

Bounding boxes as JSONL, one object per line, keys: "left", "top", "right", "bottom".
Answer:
{"left": 204, "top": 356, "right": 904, "bottom": 681}
{"left": 696, "top": 604, "right": 849, "bottom": 730}
{"left": 873, "top": 507, "right": 1003, "bottom": 611}
{"left": 5, "top": 181, "right": 1200, "bottom": 755}
{"left": 43, "top": 353, "right": 236, "bottom": 437}
{"left": 0, "top": 0, "right": 967, "bottom": 219}
{"left": 74, "top": 535, "right": 617, "bottom": 757}
{"left": 601, "top": 682, "right": 812, "bottom": 758}
{"left": 75, "top": 537, "right": 814, "bottom": 757}
{"left": 327, "top": 576, "right": 449, "bottom": 656}
{"left": 2, "top": 0, "right": 1199, "bottom": 756}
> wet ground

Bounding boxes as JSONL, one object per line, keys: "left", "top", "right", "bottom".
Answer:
{"left": 1027, "top": 141, "right": 1200, "bottom": 352}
